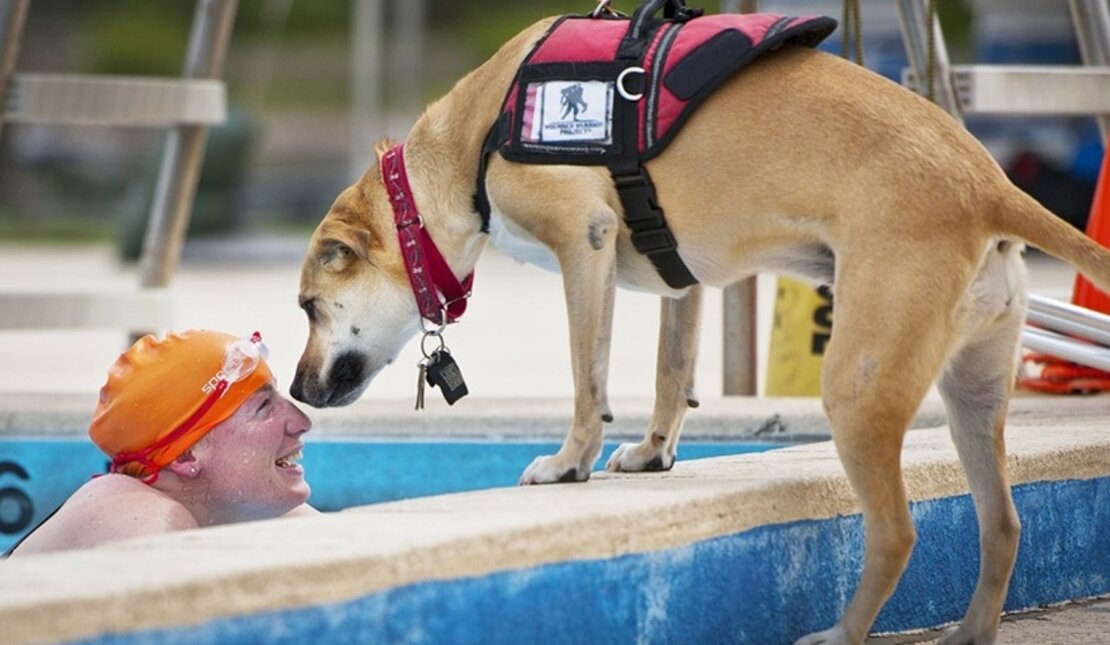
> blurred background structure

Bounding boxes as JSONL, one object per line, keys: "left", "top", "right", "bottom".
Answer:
{"left": 0, "top": 0, "right": 1102, "bottom": 399}
{"left": 3, "top": 0, "right": 1101, "bottom": 252}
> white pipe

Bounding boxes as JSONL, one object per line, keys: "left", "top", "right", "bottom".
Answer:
{"left": 1022, "top": 326, "right": 1110, "bottom": 373}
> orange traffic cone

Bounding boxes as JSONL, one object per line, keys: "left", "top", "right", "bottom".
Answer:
{"left": 1072, "top": 141, "right": 1110, "bottom": 313}
{"left": 1021, "top": 139, "right": 1110, "bottom": 394}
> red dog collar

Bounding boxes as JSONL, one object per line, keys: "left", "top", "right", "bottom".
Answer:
{"left": 381, "top": 143, "right": 474, "bottom": 325}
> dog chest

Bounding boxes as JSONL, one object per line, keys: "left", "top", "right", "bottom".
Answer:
{"left": 486, "top": 203, "right": 561, "bottom": 273}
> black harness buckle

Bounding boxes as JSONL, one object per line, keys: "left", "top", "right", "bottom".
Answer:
{"left": 631, "top": 227, "right": 678, "bottom": 255}
{"left": 612, "top": 170, "right": 663, "bottom": 226}
{"left": 613, "top": 169, "right": 678, "bottom": 255}
{"left": 609, "top": 163, "right": 696, "bottom": 287}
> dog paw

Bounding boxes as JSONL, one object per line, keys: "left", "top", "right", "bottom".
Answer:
{"left": 518, "top": 454, "right": 591, "bottom": 485}
{"left": 605, "top": 441, "right": 675, "bottom": 472}
{"left": 794, "top": 625, "right": 855, "bottom": 645}
{"left": 937, "top": 625, "right": 996, "bottom": 645}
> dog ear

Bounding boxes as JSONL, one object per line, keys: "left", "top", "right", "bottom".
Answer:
{"left": 374, "top": 138, "right": 396, "bottom": 160}
{"left": 315, "top": 221, "right": 372, "bottom": 272}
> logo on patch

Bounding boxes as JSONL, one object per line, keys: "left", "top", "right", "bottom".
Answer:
{"left": 560, "top": 83, "right": 589, "bottom": 121}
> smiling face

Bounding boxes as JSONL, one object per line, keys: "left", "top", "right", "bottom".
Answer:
{"left": 291, "top": 177, "right": 422, "bottom": 408}
{"left": 187, "top": 384, "right": 313, "bottom": 523}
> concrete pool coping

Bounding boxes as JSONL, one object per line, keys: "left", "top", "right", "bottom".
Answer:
{"left": 1, "top": 395, "right": 1108, "bottom": 643}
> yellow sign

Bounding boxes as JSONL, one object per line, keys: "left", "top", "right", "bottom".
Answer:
{"left": 766, "top": 277, "right": 833, "bottom": 396}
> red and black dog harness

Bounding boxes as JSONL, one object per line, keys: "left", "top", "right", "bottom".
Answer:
{"left": 475, "top": 1, "right": 836, "bottom": 288}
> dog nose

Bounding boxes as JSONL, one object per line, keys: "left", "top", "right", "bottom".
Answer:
{"left": 328, "top": 351, "right": 366, "bottom": 397}
{"left": 289, "top": 365, "right": 310, "bottom": 404}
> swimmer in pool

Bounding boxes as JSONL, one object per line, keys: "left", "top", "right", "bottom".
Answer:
{"left": 6, "top": 330, "right": 316, "bottom": 557}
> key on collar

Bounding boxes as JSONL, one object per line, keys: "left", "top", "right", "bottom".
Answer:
{"left": 424, "top": 349, "right": 468, "bottom": 405}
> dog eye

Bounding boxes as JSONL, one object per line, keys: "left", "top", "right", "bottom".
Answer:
{"left": 300, "top": 298, "right": 317, "bottom": 322}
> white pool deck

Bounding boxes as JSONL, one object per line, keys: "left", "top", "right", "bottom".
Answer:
{"left": 0, "top": 241, "right": 1108, "bottom": 643}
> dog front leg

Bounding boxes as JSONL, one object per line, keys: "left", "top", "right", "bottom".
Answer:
{"left": 519, "top": 210, "right": 618, "bottom": 485}
{"left": 606, "top": 285, "right": 702, "bottom": 472}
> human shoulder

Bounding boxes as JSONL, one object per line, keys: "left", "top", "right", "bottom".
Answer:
{"left": 11, "top": 474, "right": 197, "bottom": 555}
{"left": 76, "top": 474, "right": 198, "bottom": 531}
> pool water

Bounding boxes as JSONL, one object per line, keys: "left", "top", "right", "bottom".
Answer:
{"left": 302, "top": 439, "right": 782, "bottom": 511}
{"left": 0, "top": 438, "right": 785, "bottom": 552}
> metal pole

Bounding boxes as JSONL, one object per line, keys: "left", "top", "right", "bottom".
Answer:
{"left": 1069, "top": 0, "right": 1110, "bottom": 140}
{"left": 0, "top": 0, "right": 30, "bottom": 141}
{"left": 723, "top": 277, "right": 759, "bottom": 396}
{"left": 392, "top": 0, "right": 424, "bottom": 115}
{"left": 350, "top": 0, "right": 384, "bottom": 180}
{"left": 720, "top": 0, "right": 758, "bottom": 396}
{"left": 896, "top": 0, "right": 964, "bottom": 122}
{"left": 139, "top": 0, "right": 238, "bottom": 288}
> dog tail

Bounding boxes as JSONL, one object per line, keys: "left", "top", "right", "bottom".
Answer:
{"left": 993, "top": 187, "right": 1110, "bottom": 295}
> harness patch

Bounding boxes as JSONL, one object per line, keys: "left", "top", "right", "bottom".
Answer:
{"left": 523, "top": 80, "right": 614, "bottom": 144}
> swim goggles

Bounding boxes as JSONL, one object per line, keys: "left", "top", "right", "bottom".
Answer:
{"left": 201, "top": 332, "right": 270, "bottom": 397}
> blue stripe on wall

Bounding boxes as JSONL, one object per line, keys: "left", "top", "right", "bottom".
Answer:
{"left": 73, "top": 477, "right": 1110, "bottom": 645}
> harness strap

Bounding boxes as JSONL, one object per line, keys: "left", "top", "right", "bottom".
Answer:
{"left": 474, "top": 113, "right": 509, "bottom": 234}
{"left": 610, "top": 3, "right": 699, "bottom": 289}
{"left": 608, "top": 158, "right": 698, "bottom": 288}
{"left": 619, "top": 0, "right": 702, "bottom": 59}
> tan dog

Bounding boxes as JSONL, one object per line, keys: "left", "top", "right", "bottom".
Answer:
{"left": 291, "top": 15, "right": 1110, "bottom": 645}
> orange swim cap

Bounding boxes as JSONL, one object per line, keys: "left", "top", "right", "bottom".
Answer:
{"left": 89, "top": 330, "right": 274, "bottom": 481}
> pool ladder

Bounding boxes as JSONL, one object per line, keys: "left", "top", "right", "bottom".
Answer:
{"left": 0, "top": 0, "right": 238, "bottom": 336}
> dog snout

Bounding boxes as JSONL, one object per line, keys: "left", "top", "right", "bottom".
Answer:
{"left": 290, "top": 361, "right": 322, "bottom": 407}
{"left": 290, "top": 350, "right": 371, "bottom": 408}
{"left": 326, "top": 351, "right": 367, "bottom": 405}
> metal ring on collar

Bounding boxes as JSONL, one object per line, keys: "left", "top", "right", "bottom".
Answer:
{"left": 617, "top": 67, "right": 646, "bottom": 101}
{"left": 420, "top": 315, "right": 447, "bottom": 336}
{"left": 420, "top": 330, "right": 446, "bottom": 358}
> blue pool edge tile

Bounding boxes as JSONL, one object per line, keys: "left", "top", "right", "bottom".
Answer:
{"left": 71, "top": 476, "right": 1110, "bottom": 645}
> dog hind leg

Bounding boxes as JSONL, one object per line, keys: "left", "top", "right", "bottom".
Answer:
{"left": 797, "top": 245, "right": 977, "bottom": 645}
{"left": 606, "top": 285, "right": 703, "bottom": 472}
{"left": 936, "top": 255, "right": 1025, "bottom": 645}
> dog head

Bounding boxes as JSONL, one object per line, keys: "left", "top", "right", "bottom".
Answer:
{"left": 291, "top": 147, "right": 421, "bottom": 408}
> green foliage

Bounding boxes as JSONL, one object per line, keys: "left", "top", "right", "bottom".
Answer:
{"left": 237, "top": 0, "right": 348, "bottom": 38}
{"left": 937, "top": 0, "right": 975, "bottom": 61}
{"left": 78, "top": 1, "right": 192, "bottom": 75}
{"left": 0, "top": 214, "right": 114, "bottom": 242}
{"left": 444, "top": 0, "right": 592, "bottom": 60}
